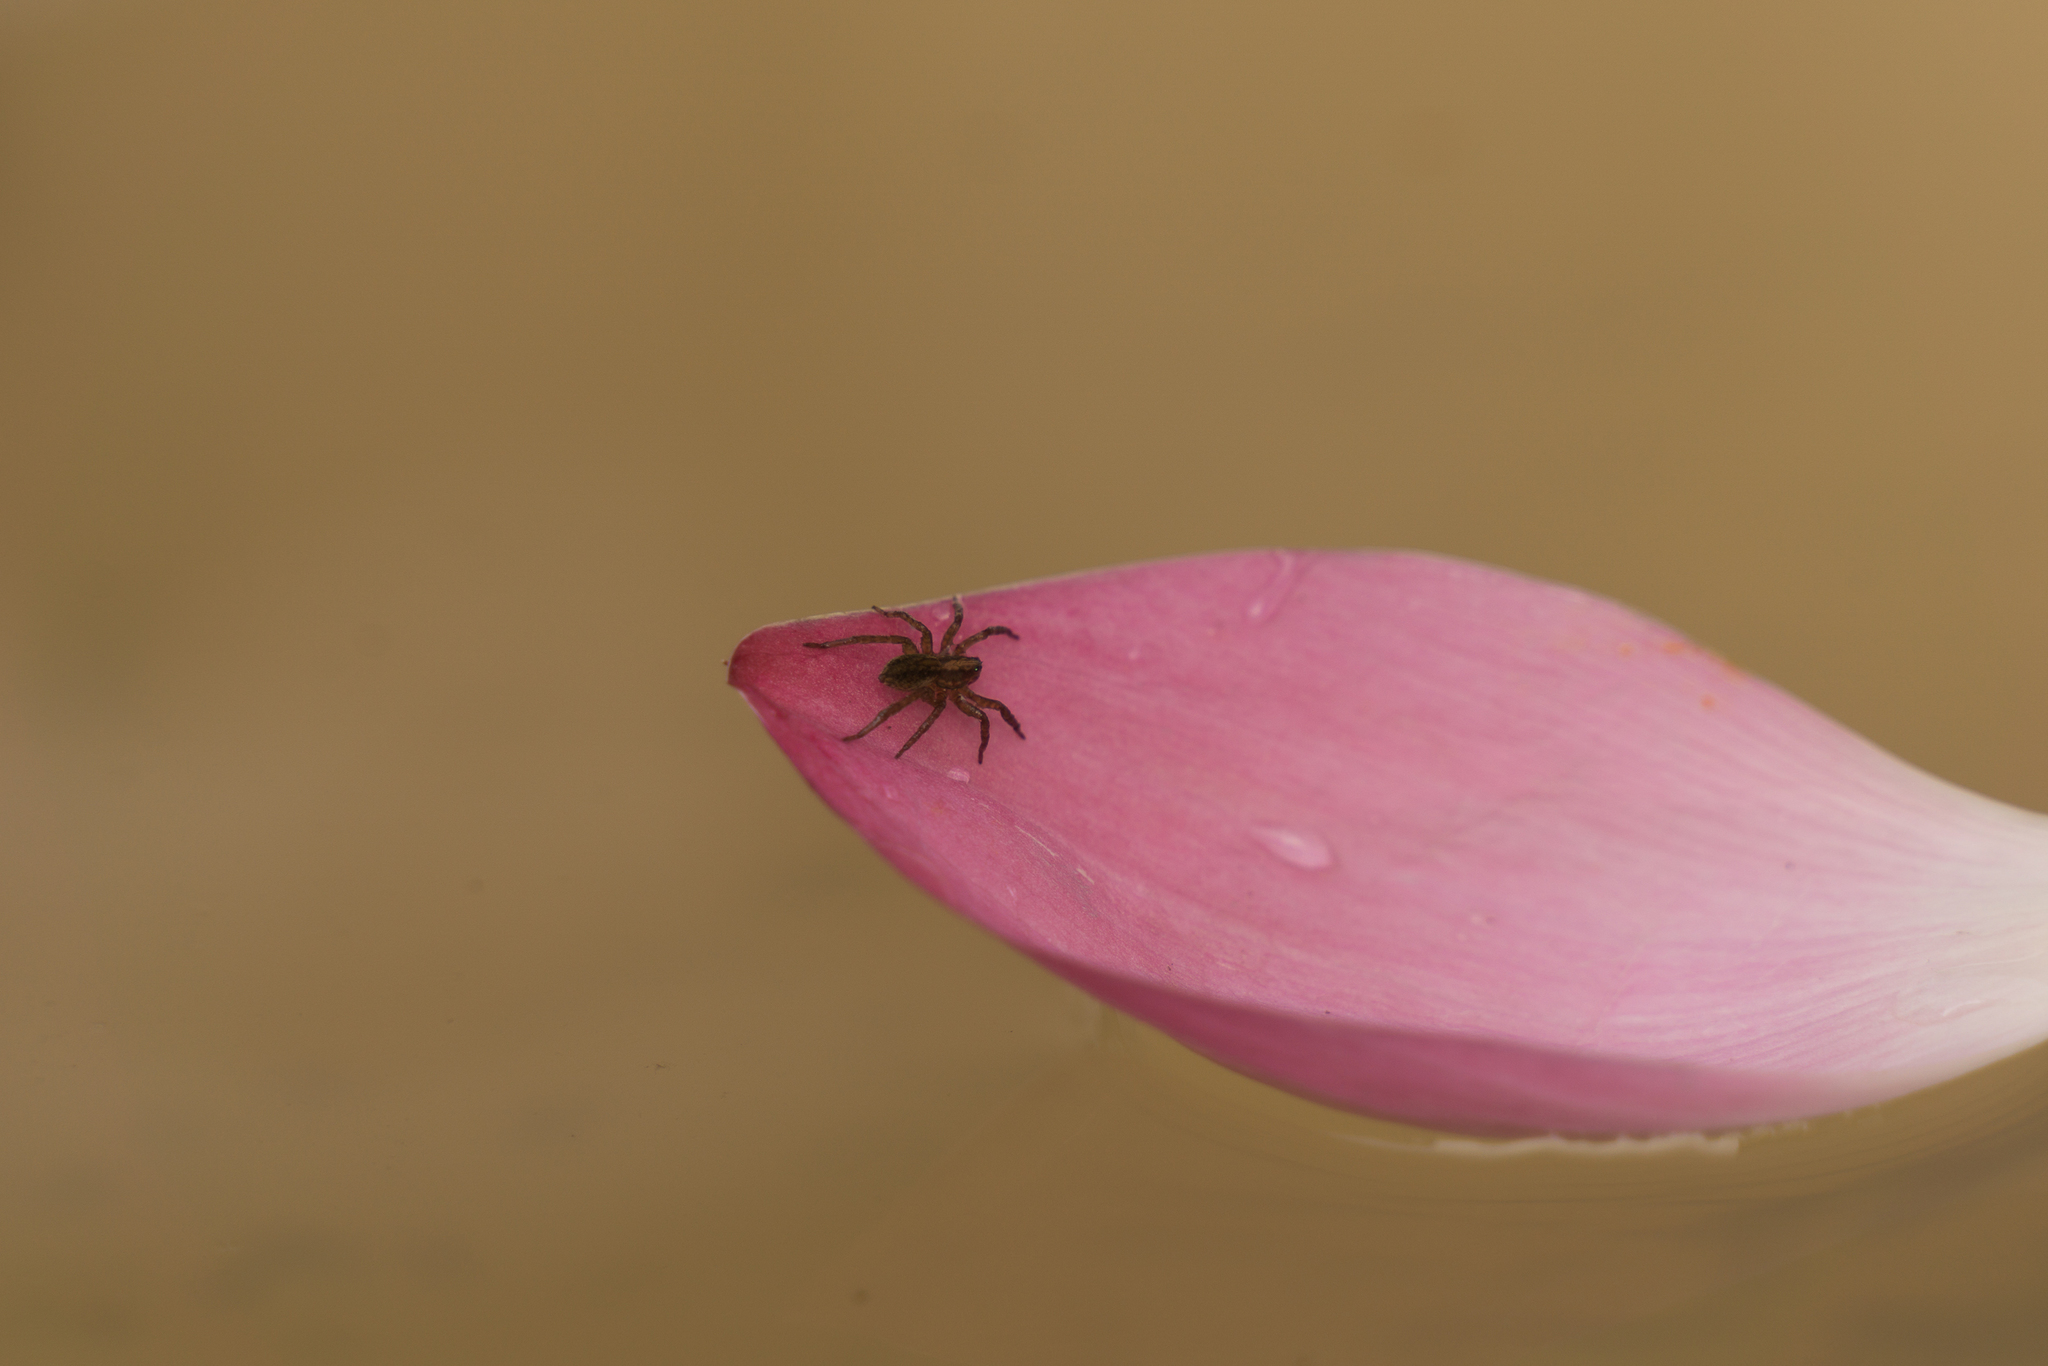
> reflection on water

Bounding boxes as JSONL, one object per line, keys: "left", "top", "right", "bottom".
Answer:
{"left": 820, "top": 1012, "right": 2048, "bottom": 1365}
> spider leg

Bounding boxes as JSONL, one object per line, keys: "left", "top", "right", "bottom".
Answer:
{"left": 953, "top": 624, "right": 1019, "bottom": 651}
{"left": 937, "top": 597, "right": 965, "bottom": 653}
{"left": 844, "top": 693, "right": 921, "bottom": 741}
{"left": 962, "top": 689, "right": 1025, "bottom": 742}
{"left": 806, "top": 634, "right": 919, "bottom": 651}
{"left": 953, "top": 695, "right": 993, "bottom": 763}
{"left": 869, "top": 607, "right": 934, "bottom": 654}
{"left": 893, "top": 695, "right": 950, "bottom": 758}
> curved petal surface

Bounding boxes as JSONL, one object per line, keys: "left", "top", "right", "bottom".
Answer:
{"left": 729, "top": 551, "right": 2048, "bottom": 1135}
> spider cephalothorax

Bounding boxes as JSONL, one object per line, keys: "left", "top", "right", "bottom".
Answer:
{"left": 804, "top": 598, "right": 1025, "bottom": 763}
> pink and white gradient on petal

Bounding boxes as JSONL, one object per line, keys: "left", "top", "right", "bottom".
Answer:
{"left": 728, "top": 551, "right": 2048, "bottom": 1136}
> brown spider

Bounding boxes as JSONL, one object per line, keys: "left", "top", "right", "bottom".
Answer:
{"left": 804, "top": 597, "right": 1026, "bottom": 763}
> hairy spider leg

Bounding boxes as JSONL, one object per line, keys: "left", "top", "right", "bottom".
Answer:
{"left": 952, "top": 695, "right": 993, "bottom": 763}
{"left": 937, "top": 597, "right": 965, "bottom": 654}
{"left": 804, "top": 634, "right": 920, "bottom": 653}
{"left": 869, "top": 607, "right": 934, "bottom": 654}
{"left": 844, "top": 692, "right": 922, "bottom": 741}
{"left": 953, "top": 624, "right": 1019, "bottom": 651}
{"left": 962, "top": 689, "right": 1025, "bottom": 742}
{"left": 893, "top": 695, "right": 951, "bottom": 757}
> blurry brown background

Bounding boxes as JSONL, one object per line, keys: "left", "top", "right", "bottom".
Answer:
{"left": 4, "top": 1, "right": 2047, "bottom": 1362}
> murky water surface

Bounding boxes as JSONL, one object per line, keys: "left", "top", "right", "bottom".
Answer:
{"left": 5, "top": 2, "right": 2048, "bottom": 1361}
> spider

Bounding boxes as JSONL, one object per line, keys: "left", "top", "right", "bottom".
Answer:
{"left": 804, "top": 597, "right": 1026, "bottom": 763}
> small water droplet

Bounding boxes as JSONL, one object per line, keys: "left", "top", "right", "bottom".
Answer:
{"left": 1244, "top": 551, "right": 1304, "bottom": 624}
{"left": 947, "top": 767, "right": 971, "bottom": 783}
{"left": 1249, "top": 825, "right": 1334, "bottom": 870}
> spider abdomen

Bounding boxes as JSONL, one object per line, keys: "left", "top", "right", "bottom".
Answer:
{"left": 882, "top": 653, "right": 983, "bottom": 692}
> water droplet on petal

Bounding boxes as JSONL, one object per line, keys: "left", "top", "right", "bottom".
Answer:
{"left": 1244, "top": 551, "right": 1304, "bottom": 624}
{"left": 1249, "top": 824, "right": 1334, "bottom": 870}
{"left": 947, "top": 767, "right": 971, "bottom": 783}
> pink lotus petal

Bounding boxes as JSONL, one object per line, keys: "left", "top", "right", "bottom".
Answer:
{"left": 728, "top": 551, "right": 2048, "bottom": 1136}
